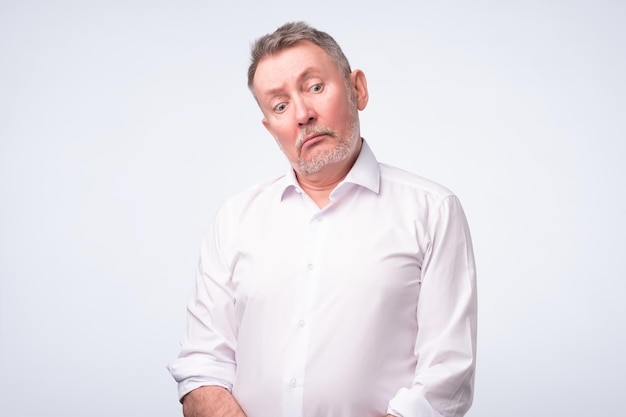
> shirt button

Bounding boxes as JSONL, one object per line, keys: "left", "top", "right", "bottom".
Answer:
{"left": 316, "top": 217, "right": 323, "bottom": 222}
{"left": 307, "top": 264, "right": 314, "bottom": 270}
{"left": 298, "top": 319, "right": 306, "bottom": 328}
{"left": 289, "top": 378, "right": 297, "bottom": 387}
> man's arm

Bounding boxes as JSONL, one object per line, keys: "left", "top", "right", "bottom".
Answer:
{"left": 168, "top": 209, "right": 241, "bottom": 405}
{"left": 182, "top": 386, "right": 247, "bottom": 417}
{"left": 387, "top": 195, "right": 477, "bottom": 417}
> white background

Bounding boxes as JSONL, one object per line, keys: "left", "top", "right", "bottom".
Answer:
{"left": 1, "top": 1, "right": 625, "bottom": 416}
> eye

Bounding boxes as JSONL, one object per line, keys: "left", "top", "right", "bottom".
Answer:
{"left": 274, "top": 102, "right": 287, "bottom": 112}
{"left": 310, "top": 83, "right": 323, "bottom": 93}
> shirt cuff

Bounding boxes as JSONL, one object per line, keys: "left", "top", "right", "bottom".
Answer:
{"left": 175, "top": 377, "right": 232, "bottom": 402}
{"left": 387, "top": 387, "right": 444, "bottom": 417}
{"left": 167, "top": 359, "right": 236, "bottom": 401}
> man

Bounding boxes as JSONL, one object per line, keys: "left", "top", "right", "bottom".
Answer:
{"left": 168, "top": 21, "right": 477, "bottom": 417}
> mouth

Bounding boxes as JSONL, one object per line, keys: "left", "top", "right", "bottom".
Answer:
{"left": 298, "top": 129, "right": 333, "bottom": 152}
{"left": 303, "top": 133, "right": 327, "bottom": 146}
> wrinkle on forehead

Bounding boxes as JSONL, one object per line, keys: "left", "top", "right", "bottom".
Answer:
{"left": 252, "top": 41, "right": 337, "bottom": 97}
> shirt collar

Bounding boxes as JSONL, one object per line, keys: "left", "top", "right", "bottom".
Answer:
{"left": 279, "top": 139, "right": 380, "bottom": 201}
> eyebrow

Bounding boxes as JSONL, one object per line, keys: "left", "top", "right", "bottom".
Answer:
{"left": 261, "top": 68, "right": 321, "bottom": 98}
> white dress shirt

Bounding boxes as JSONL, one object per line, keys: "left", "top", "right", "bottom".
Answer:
{"left": 168, "top": 140, "right": 477, "bottom": 417}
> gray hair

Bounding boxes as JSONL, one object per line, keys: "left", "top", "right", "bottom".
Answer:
{"left": 247, "top": 21, "right": 352, "bottom": 91}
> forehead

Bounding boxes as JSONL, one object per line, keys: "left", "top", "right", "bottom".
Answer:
{"left": 252, "top": 41, "right": 339, "bottom": 94}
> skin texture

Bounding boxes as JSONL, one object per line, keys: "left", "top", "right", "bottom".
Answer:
{"left": 253, "top": 40, "right": 369, "bottom": 208}
{"left": 182, "top": 386, "right": 247, "bottom": 417}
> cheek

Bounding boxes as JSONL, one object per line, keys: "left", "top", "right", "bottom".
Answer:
{"left": 274, "top": 125, "right": 297, "bottom": 146}
{"left": 327, "top": 99, "right": 351, "bottom": 126}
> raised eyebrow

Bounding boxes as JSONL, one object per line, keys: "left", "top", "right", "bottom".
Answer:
{"left": 261, "top": 88, "right": 286, "bottom": 100}
{"left": 260, "top": 68, "right": 324, "bottom": 99}
{"left": 299, "top": 68, "right": 323, "bottom": 84}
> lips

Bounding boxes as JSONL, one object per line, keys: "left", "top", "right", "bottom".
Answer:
{"left": 300, "top": 129, "right": 332, "bottom": 146}
{"left": 303, "top": 133, "right": 326, "bottom": 145}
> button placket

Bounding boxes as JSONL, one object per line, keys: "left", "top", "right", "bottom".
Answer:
{"left": 282, "top": 213, "right": 324, "bottom": 417}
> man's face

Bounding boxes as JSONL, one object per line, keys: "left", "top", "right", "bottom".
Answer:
{"left": 253, "top": 41, "right": 366, "bottom": 176}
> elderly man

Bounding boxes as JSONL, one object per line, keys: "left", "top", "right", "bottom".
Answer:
{"left": 168, "top": 21, "right": 477, "bottom": 417}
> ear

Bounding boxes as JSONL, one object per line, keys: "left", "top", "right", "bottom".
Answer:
{"left": 349, "top": 69, "right": 369, "bottom": 111}
{"left": 262, "top": 117, "right": 277, "bottom": 139}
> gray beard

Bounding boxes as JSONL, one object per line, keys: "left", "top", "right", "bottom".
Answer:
{"left": 292, "top": 110, "right": 359, "bottom": 176}
{"left": 294, "top": 135, "right": 352, "bottom": 175}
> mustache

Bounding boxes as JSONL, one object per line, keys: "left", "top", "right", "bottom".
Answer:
{"left": 296, "top": 125, "right": 336, "bottom": 151}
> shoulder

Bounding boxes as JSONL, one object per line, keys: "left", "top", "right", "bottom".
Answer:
{"left": 378, "top": 162, "right": 455, "bottom": 202}
{"left": 377, "top": 163, "right": 471, "bottom": 238}
{"left": 216, "top": 173, "right": 287, "bottom": 219}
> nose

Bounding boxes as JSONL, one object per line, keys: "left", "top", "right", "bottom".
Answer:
{"left": 294, "top": 95, "right": 316, "bottom": 126}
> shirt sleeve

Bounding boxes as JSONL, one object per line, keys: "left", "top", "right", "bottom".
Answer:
{"left": 387, "top": 195, "right": 478, "bottom": 417}
{"left": 167, "top": 209, "right": 239, "bottom": 401}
